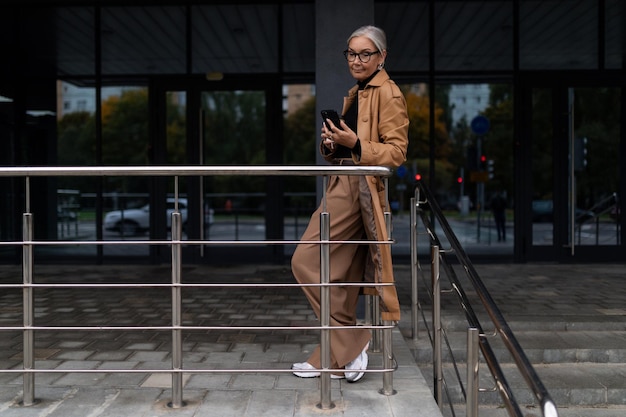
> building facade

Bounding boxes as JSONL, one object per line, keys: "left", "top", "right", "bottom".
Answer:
{"left": 0, "top": 0, "right": 624, "bottom": 264}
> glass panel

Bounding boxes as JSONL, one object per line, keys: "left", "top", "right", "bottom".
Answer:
{"left": 375, "top": 1, "right": 429, "bottom": 72}
{"left": 282, "top": 84, "right": 316, "bottom": 242}
{"left": 166, "top": 91, "right": 187, "bottom": 165}
{"left": 282, "top": 4, "right": 315, "bottom": 73}
{"left": 479, "top": 85, "right": 514, "bottom": 247}
{"left": 164, "top": 91, "right": 193, "bottom": 240}
{"left": 531, "top": 88, "right": 554, "bottom": 245}
{"left": 398, "top": 82, "right": 432, "bottom": 255}
{"left": 571, "top": 87, "right": 620, "bottom": 246}
{"left": 22, "top": 9, "right": 56, "bottom": 78}
{"left": 56, "top": 7, "right": 95, "bottom": 76}
{"left": 201, "top": 90, "right": 266, "bottom": 241}
{"left": 0, "top": 99, "right": 15, "bottom": 250}
{"left": 520, "top": 0, "right": 598, "bottom": 70}
{"left": 0, "top": 11, "right": 17, "bottom": 254}
{"left": 100, "top": 86, "right": 151, "bottom": 256}
{"left": 49, "top": 83, "right": 153, "bottom": 258}
{"left": 101, "top": 6, "right": 186, "bottom": 75}
{"left": 25, "top": 79, "right": 81, "bottom": 259}
{"left": 192, "top": 5, "right": 278, "bottom": 74}
{"left": 55, "top": 81, "right": 97, "bottom": 254}
{"left": 0, "top": 8, "right": 17, "bottom": 78}
{"left": 433, "top": 1, "right": 514, "bottom": 71}
{"left": 439, "top": 83, "right": 514, "bottom": 252}
{"left": 605, "top": 0, "right": 623, "bottom": 69}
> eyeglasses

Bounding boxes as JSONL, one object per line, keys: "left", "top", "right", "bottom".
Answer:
{"left": 343, "top": 50, "right": 380, "bottom": 63}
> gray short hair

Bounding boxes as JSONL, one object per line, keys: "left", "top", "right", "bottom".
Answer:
{"left": 347, "top": 25, "right": 387, "bottom": 53}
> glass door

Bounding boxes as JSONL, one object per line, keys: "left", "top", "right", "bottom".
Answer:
{"left": 158, "top": 81, "right": 275, "bottom": 263}
{"left": 524, "top": 78, "right": 623, "bottom": 261}
{"left": 199, "top": 90, "right": 267, "bottom": 244}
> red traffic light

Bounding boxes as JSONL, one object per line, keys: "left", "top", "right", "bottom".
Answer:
{"left": 479, "top": 154, "right": 487, "bottom": 170}
{"left": 414, "top": 173, "right": 422, "bottom": 181}
{"left": 457, "top": 176, "right": 463, "bottom": 184}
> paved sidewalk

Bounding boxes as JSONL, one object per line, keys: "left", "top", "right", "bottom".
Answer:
{"left": 0, "top": 263, "right": 442, "bottom": 417}
{"left": 1, "top": 262, "right": 625, "bottom": 416}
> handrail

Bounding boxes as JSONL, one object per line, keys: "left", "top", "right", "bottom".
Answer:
{"left": 583, "top": 191, "right": 618, "bottom": 216}
{"left": 419, "top": 205, "right": 522, "bottom": 416}
{"left": 574, "top": 192, "right": 620, "bottom": 246}
{"left": 412, "top": 181, "right": 558, "bottom": 417}
{"left": 0, "top": 164, "right": 395, "bottom": 411}
{"left": 0, "top": 165, "right": 390, "bottom": 177}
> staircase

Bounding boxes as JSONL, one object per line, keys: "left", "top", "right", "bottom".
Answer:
{"left": 400, "top": 308, "right": 626, "bottom": 417}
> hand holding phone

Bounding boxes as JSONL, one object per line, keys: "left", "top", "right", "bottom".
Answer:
{"left": 321, "top": 109, "right": 343, "bottom": 130}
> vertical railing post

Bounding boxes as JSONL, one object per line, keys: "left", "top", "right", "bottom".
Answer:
{"left": 467, "top": 327, "right": 479, "bottom": 417}
{"left": 370, "top": 292, "right": 381, "bottom": 353}
{"left": 379, "top": 319, "right": 396, "bottom": 396}
{"left": 432, "top": 244, "right": 443, "bottom": 409}
{"left": 318, "top": 176, "right": 334, "bottom": 410}
{"left": 169, "top": 191, "right": 185, "bottom": 408}
{"left": 371, "top": 209, "right": 392, "bottom": 355}
{"left": 22, "top": 210, "right": 35, "bottom": 406}
{"left": 410, "top": 194, "right": 419, "bottom": 341}
{"left": 22, "top": 177, "right": 35, "bottom": 407}
{"left": 379, "top": 181, "right": 395, "bottom": 393}
{"left": 371, "top": 182, "right": 392, "bottom": 355}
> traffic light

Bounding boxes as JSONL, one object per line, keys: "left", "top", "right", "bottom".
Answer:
{"left": 487, "top": 159, "right": 494, "bottom": 180}
{"left": 574, "top": 137, "right": 588, "bottom": 171}
{"left": 479, "top": 154, "right": 487, "bottom": 170}
{"left": 414, "top": 173, "right": 422, "bottom": 181}
{"left": 457, "top": 176, "right": 463, "bottom": 184}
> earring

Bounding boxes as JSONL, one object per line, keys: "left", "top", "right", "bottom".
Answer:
{"left": 378, "top": 62, "right": 385, "bottom": 70}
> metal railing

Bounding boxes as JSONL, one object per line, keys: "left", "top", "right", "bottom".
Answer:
{"left": 574, "top": 192, "right": 620, "bottom": 246}
{"left": 410, "top": 182, "right": 558, "bottom": 417}
{"left": 0, "top": 165, "right": 397, "bottom": 411}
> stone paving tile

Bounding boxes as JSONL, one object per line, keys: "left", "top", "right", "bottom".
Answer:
{"left": 96, "top": 361, "right": 139, "bottom": 370}
{"left": 2, "top": 262, "right": 626, "bottom": 416}
{"left": 141, "top": 373, "right": 191, "bottom": 388}
{"left": 88, "top": 351, "right": 133, "bottom": 361}
{"left": 52, "top": 350, "right": 95, "bottom": 361}
{"left": 184, "top": 373, "right": 232, "bottom": 389}
{"left": 198, "top": 390, "right": 252, "bottom": 416}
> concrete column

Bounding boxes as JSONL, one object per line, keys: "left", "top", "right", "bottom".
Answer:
{"left": 314, "top": 0, "right": 375, "bottom": 193}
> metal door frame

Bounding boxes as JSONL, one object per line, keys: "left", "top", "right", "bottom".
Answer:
{"left": 152, "top": 75, "right": 285, "bottom": 264}
{"left": 516, "top": 72, "right": 625, "bottom": 262}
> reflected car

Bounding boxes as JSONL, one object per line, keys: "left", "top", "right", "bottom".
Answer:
{"left": 532, "top": 200, "right": 594, "bottom": 223}
{"left": 104, "top": 198, "right": 188, "bottom": 235}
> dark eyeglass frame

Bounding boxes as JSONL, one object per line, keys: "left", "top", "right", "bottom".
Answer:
{"left": 343, "top": 49, "right": 380, "bottom": 63}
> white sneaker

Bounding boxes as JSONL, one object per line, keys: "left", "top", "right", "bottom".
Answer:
{"left": 292, "top": 362, "right": 343, "bottom": 379}
{"left": 344, "top": 343, "right": 369, "bottom": 382}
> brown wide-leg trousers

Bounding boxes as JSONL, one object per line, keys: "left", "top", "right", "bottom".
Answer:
{"left": 291, "top": 175, "right": 372, "bottom": 369}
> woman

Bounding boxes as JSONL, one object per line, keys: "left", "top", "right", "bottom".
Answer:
{"left": 291, "top": 25, "right": 409, "bottom": 382}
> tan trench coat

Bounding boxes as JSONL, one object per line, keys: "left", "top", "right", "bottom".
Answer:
{"left": 323, "top": 69, "right": 409, "bottom": 322}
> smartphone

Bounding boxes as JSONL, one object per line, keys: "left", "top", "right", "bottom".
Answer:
{"left": 321, "top": 109, "right": 343, "bottom": 130}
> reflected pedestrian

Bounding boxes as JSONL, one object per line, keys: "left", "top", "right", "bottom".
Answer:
{"left": 491, "top": 191, "right": 507, "bottom": 242}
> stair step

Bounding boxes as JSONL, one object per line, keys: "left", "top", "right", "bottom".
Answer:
{"left": 436, "top": 405, "right": 626, "bottom": 417}
{"left": 408, "top": 329, "right": 626, "bottom": 364}
{"left": 417, "top": 363, "right": 626, "bottom": 408}
{"left": 401, "top": 307, "right": 626, "bottom": 409}
{"left": 435, "top": 316, "right": 626, "bottom": 332}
